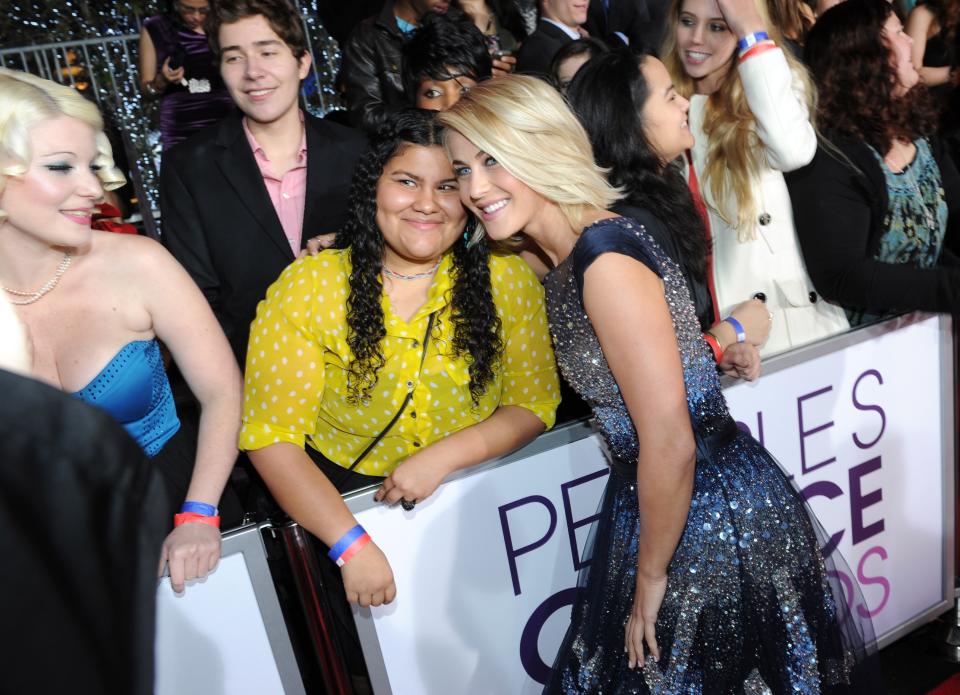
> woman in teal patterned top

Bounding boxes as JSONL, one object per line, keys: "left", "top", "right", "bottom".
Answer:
{"left": 786, "top": 0, "right": 960, "bottom": 325}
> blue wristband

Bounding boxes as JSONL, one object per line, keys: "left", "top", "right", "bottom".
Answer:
{"left": 723, "top": 316, "right": 747, "bottom": 343}
{"left": 738, "top": 31, "right": 770, "bottom": 52}
{"left": 180, "top": 500, "right": 217, "bottom": 516}
{"left": 328, "top": 524, "right": 366, "bottom": 563}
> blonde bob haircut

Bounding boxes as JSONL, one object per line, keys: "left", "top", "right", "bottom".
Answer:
{"left": 438, "top": 75, "right": 621, "bottom": 236}
{"left": 0, "top": 68, "right": 125, "bottom": 219}
{"left": 661, "top": 0, "right": 816, "bottom": 240}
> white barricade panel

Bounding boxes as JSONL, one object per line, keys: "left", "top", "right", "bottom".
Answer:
{"left": 155, "top": 527, "right": 304, "bottom": 695}
{"left": 349, "top": 314, "right": 953, "bottom": 694}
{"left": 724, "top": 314, "right": 946, "bottom": 640}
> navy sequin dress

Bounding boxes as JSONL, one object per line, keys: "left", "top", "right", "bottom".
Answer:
{"left": 542, "top": 217, "right": 881, "bottom": 694}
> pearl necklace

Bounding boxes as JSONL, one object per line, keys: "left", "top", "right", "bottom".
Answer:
{"left": 381, "top": 258, "right": 441, "bottom": 281}
{"left": 2, "top": 252, "right": 72, "bottom": 305}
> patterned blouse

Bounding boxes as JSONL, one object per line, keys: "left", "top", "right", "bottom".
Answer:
{"left": 240, "top": 249, "right": 560, "bottom": 476}
{"left": 851, "top": 137, "right": 948, "bottom": 325}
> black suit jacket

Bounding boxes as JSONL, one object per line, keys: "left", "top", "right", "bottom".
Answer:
{"left": 160, "top": 112, "right": 366, "bottom": 365}
{"left": 516, "top": 19, "right": 575, "bottom": 77}
{"left": 586, "top": 0, "right": 648, "bottom": 47}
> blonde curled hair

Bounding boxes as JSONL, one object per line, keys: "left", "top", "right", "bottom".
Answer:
{"left": 438, "top": 74, "right": 621, "bottom": 236}
{"left": 661, "top": 0, "right": 816, "bottom": 240}
{"left": 0, "top": 68, "right": 125, "bottom": 219}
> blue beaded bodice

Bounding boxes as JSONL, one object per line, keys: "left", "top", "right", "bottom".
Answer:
{"left": 72, "top": 339, "right": 180, "bottom": 456}
{"left": 543, "top": 216, "right": 732, "bottom": 471}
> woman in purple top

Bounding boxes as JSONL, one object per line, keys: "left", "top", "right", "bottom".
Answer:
{"left": 138, "top": 0, "right": 235, "bottom": 150}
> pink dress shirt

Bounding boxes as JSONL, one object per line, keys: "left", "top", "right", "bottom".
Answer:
{"left": 242, "top": 116, "right": 308, "bottom": 256}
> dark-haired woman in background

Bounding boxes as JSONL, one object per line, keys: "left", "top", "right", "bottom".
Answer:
{"left": 453, "top": 0, "right": 527, "bottom": 75}
{"left": 550, "top": 37, "right": 610, "bottom": 93}
{"left": 567, "top": 48, "right": 769, "bottom": 379}
{"left": 138, "top": 0, "right": 235, "bottom": 150}
{"left": 241, "top": 109, "right": 559, "bottom": 608}
{"left": 787, "top": 0, "right": 960, "bottom": 325}
{"left": 402, "top": 12, "right": 493, "bottom": 111}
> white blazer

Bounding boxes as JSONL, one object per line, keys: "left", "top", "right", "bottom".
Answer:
{"left": 685, "top": 48, "right": 849, "bottom": 357}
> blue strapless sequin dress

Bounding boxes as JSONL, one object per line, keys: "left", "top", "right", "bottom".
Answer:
{"left": 542, "top": 217, "right": 881, "bottom": 694}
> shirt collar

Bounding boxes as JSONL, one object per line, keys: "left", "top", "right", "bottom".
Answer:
{"left": 242, "top": 110, "right": 307, "bottom": 162}
{"left": 542, "top": 17, "right": 581, "bottom": 41}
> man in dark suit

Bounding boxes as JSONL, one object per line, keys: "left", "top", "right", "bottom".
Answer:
{"left": 161, "top": 0, "right": 366, "bottom": 366}
{"left": 516, "top": 0, "right": 588, "bottom": 77}
{"left": 585, "top": 0, "right": 646, "bottom": 47}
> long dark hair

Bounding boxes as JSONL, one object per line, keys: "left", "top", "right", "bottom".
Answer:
{"left": 566, "top": 48, "right": 707, "bottom": 280}
{"left": 335, "top": 109, "right": 502, "bottom": 405}
{"left": 806, "top": 0, "right": 938, "bottom": 154}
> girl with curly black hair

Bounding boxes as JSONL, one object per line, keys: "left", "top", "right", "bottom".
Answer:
{"left": 241, "top": 109, "right": 560, "bottom": 609}
{"left": 787, "top": 0, "right": 960, "bottom": 325}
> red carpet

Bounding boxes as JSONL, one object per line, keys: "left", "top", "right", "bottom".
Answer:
{"left": 929, "top": 673, "right": 960, "bottom": 695}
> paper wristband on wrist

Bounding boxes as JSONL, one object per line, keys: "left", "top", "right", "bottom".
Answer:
{"left": 738, "top": 31, "right": 770, "bottom": 52}
{"left": 328, "top": 524, "right": 372, "bottom": 567}
{"left": 703, "top": 332, "right": 723, "bottom": 364}
{"left": 181, "top": 500, "right": 217, "bottom": 516}
{"left": 723, "top": 316, "right": 747, "bottom": 343}
{"left": 738, "top": 41, "right": 777, "bottom": 63}
{"left": 174, "top": 512, "right": 221, "bottom": 528}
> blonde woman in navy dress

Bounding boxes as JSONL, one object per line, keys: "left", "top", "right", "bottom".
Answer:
{"left": 441, "top": 75, "right": 881, "bottom": 693}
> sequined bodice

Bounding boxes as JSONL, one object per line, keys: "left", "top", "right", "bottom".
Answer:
{"left": 543, "top": 216, "right": 732, "bottom": 470}
{"left": 72, "top": 339, "right": 180, "bottom": 457}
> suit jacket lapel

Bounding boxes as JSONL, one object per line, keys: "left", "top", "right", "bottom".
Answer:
{"left": 303, "top": 118, "right": 331, "bottom": 244}
{"left": 214, "top": 115, "right": 294, "bottom": 261}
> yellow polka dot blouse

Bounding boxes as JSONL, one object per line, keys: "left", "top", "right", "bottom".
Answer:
{"left": 240, "top": 248, "right": 560, "bottom": 476}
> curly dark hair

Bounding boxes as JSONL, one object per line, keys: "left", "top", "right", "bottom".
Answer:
{"left": 567, "top": 48, "right": 707, "bottom": 280}
{"left": 806, "top": 0, "right": 939, "bottom": 154}
{"left": 335, "top": 109, "right": 503, "bottom": 405}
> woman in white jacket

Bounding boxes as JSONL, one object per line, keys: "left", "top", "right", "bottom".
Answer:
{"left": 663, "top": 0, "right": 849, "bottom": 356}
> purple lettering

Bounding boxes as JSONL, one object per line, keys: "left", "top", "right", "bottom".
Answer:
{"left": 849, "top": 457, "right": 884, "bottom": 544}
{"left": 798, "top": 385, "right": 836, "bottom": 474}
{"left": 735, "top": 410, "right": 764, "bottom": 448}
{"left": 851, "top": 370, "right": 886, "bottom": 450}
{"left": 856, "top": 546, "right": 891, "bottom": 618}
{"left": 561, "top": 468, "right": 609, "bottom": 571}
{"left": 498, "top": 495, "right": 557, "bottom": 596}
{"left": 519, "top": 588, "right": 580, "bottom": 684}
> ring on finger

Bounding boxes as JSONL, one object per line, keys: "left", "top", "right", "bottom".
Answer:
{"left": 400, "top": 497, "right": 416, "bottom": 511}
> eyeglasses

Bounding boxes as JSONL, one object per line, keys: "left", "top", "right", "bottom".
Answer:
{"left": 177, "top": 3, "right": 211, "bottom": 16}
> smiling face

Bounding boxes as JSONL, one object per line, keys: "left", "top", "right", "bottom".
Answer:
{"left": 881, "top": 13, "right": 918, "bottom": 96}
{"left": 0, "top": 115, "right": 102, "bottom": 248}
{"left": 376, "top": 143, "right": 466, "bottom": 269}
{"left": 675, "top": 0, "right": 737, "bottom": 95}
{"left": 218, "top": 14, "right": 311, "bottom": 125}
{"left": 446, "top": 130, "right": 546, "bottom": 241}
{"left": 415, "top": 71, "right": 477, "bottom": 111}
{"left": 640, "top": 57, "right": 694, "bottom": 163}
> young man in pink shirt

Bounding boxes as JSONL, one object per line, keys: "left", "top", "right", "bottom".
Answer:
{"left": 161, "top": 0, "right": 366, "bottom": 365}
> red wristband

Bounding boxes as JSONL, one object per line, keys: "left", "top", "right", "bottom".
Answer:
{"left": 739, "top": 41, "right": 777, "bottom": 64}
{"left": 174, "top": 512, "right": 221, "bottom": 529}
{"left": 703, "top": 332, "right": 723, "bottom": 364}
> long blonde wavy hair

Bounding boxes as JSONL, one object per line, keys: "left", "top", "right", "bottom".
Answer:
{"left": 662, "top": 0, "right": 816, "bottom": 240}
{"left": 0, "top": 68, "right": 125, "bottom": 220}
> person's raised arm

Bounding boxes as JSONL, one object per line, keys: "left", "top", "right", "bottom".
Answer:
{"left": 582, "top": 252, "right": 696, "bottom": 669}
{"left": 907, "top": 6, "right": 952, "bottom": 87}
{"left": 131, "top": 237, "right": 242, "bottom": 592}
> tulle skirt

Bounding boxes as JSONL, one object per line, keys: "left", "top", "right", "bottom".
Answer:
{"left": 545, "top": 421, "right": 883, "bottom": 694}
